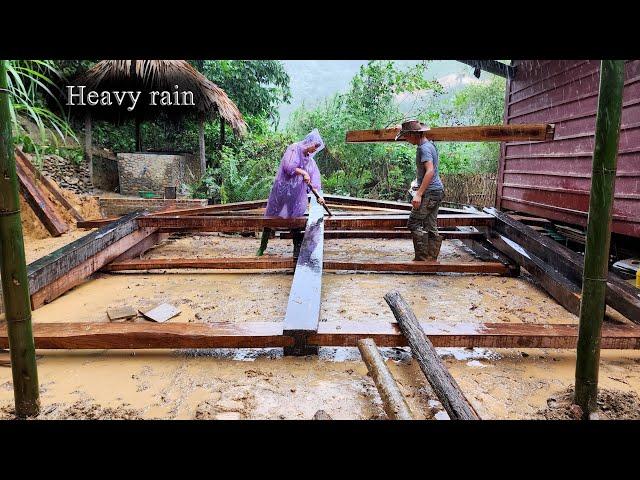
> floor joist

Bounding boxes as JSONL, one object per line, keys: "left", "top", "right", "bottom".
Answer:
{"left": 1, "top": 321, "right": 638, "bottom": 350}
{"left": 137, "top": 214, "right": 495, "bottom": 232}
{"left": 280, "top": 230, "right": 483, "bottom": 240}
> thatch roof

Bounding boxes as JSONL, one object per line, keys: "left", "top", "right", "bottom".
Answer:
{"left": 75, "top": 60, "right": 247, "bottom": 135}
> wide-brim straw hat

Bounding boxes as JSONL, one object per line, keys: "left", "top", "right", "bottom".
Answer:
{"left": 395, "top": 120, "right": 430, "bottom": 141}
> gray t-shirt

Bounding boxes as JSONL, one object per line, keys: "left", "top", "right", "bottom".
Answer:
{"left": 416, "top": 140, "right": 444, "bottom": 192}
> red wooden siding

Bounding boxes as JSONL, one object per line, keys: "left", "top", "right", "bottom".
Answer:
{"left": 498, "top": 60, "right": 640, "bottom": 238}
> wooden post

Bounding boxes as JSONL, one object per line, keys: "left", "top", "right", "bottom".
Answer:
{"left": 0, "top": 60, "right": 40, "bottom": 417}
{"left": 384, "top": 290, "right": 480, "bottom": 420}
{"left": 574, "top": 60, "right": 625, "bottom": 416}
{"left": 135, "top": 116, "right": 142, "bottom": 152}
{"left": 357, "top": 338, "right": 413, "bottom": 420}
{"left": 84, "top": 112, "right": 93, "bottom": 183}
{"left": 219, "top": 117, "right": 225, "bottom": 150}
{"left": 199, "top": 112, "right": 206, "bottom": 175}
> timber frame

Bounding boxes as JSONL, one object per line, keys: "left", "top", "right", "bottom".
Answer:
{"left": 7, "top": 194, "right": 640, "bottom": 354}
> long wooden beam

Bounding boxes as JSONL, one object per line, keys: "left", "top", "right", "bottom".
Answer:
{"left": 345, "top": 124, "right": 555, "bottom": 144}
{"left": 16, "top": 149, "right": 84, "bottom": 222}
{"left": 31, "top": 227, "right": 157, "bottom": 309}
{"left": 485, "top": 207, "right": 640, "bottom": 324}
{"left": 282, "top": 195, "right": 325, "bottom": 355}
{"left": 27, "top": 212, "right": 144, "bottom": 294}
{"left": 16, "top": 156, "right": 68, "bottom": 236}
{"left": 148, "top": 199, "right": 268, "bottom": 217}
{"left": 281, "top": 230, "right": 483, "bottom": 240}
{"left": 486, "top": 233, "right": 582, "bottom": 317}
{"left": 1, "top": 321, "right": 639, "bottom": 350}
{"left": 137, "top": 214, "right": 494, "bottom": 232}
{"left": 103, "top": 257, "right": 510, "bottom": 275}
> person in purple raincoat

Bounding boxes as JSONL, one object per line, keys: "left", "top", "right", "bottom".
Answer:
{"left": 256, "top": 129, "right": 326, "bottom": 258}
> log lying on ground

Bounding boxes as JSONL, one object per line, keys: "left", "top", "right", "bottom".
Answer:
{"left": 346, "top": 124, "right": 555, "bottom": 143}
{"left": 384, "top": 290, "right": 480, "bottom": 420}
{"left": 357, "top": 338, "right": 413, "bottom": 420}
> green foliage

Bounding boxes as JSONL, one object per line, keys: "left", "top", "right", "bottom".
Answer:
{"left": 5, "top": 60, "right": 77, "bottom": 146}
{"left": 200, "top": 60, "right": 291, "bottom": 128}
{"left": 186, "top": 130, "right": 294, "bottom": 203}
{"left": 287, "top": 61, "right": 443, "bottom": 199}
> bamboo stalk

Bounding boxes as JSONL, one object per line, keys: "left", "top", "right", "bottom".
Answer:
{"left": 0, "top": 60, "right": 40, "bottom": 417}
{"left": 574, "top": 60, "right": 625, "bottom": 417}
{"left": 357, "top": 338, "right": 413, "bottom": 420}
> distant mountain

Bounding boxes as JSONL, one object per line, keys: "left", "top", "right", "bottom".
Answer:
{"left": 278, "top": 60, "right": 483, "bottom": 127}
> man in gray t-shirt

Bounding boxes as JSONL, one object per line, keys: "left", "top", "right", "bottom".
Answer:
{"left": 397, "top": 120, "right": 446, "bottom": 261}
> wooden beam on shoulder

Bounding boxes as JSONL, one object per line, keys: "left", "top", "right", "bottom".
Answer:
{"left": 345, "top": 124, "right": 555, "bottom": 144}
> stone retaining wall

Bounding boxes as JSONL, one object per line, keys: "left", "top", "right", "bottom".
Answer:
{"left": 117, "top": 152, "right": 201, "bottom": 196}
{"left": 99, "top": 197, "right": 208, "bottom": 217}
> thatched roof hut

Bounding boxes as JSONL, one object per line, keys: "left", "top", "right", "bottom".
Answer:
{"left": 76, "top": 60, "right": 246, "bottom": 134}
{"left": 74, "top": 60, "right": 247, "bottom": 178}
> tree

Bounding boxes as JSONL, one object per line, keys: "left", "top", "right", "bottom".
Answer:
{"left": 287, "top": 61, "right": 442, "bottom": 199}
{"left": 200, "top": 60, "right": 291, "bottom": 128}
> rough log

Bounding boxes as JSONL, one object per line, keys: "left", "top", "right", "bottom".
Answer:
{"left": 357, "top": 338, "right": 413, "bottom": 420}
{"left": 3, "top": 320, "right": 639, "bottom": 350}
{"left": 384, "top": 291, "right": 480, "bottom": 420}
{"left": 346, "top": 124, "right": 555, "bottom": 143}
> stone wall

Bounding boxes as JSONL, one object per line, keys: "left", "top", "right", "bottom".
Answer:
{"left": 92, "top": 153, "right": 120, "bottom": 192}
{"left": 99, "top": 197, "right": 208, "bottom": 217}
{"left": 116, "top": 152, "right": 201, "bottom": 196}
{"left": 40, "top": 154, "right": 92, "bottom": 194}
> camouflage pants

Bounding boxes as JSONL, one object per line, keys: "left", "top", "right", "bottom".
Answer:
{"left": 407, "top": 189, "right": 445, "bottom": 237}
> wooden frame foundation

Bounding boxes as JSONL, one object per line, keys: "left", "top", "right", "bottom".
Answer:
{"left": 16, "top": 194, "right": 640, "bottom": 354}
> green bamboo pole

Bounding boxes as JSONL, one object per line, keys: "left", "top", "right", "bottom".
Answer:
{"left": 574, "top": 60, "right": 625, "bottom": 417}
{"left": 0, "top": 59, "right": 40, "bottom": 417}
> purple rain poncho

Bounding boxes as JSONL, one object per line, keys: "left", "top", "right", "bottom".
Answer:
{"left": 264, "top": 129, "right": 324, "bottom": 218}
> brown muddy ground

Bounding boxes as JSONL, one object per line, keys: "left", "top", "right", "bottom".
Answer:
{"left": 2, "top": 231, "right": 640, "bottom": 420}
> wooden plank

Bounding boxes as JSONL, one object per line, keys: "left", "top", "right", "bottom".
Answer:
{"left": 27, "top": 212, "right": 144, "bottom": 294}
{"left": 30, "top": 227, "right": 156, "bottom": 309}
{"left": 110, "top": 232, "right": 168, "bottom": 263}
{"left": 77, "top": 218, "right": 120, "bottom": 228}
{"left": 384, "top": 290, "right": 480, "bottom": 420}
{"left": 357, "top": 338, "right": 413, "bottom": 420}
{"left": 281, "top": 230, "right": 483, "bottom": 240}
{"left": 485, "top": 207, "right": 640, "bottom": 324}
{"left": 103, "top": 257, "right": 509, "bottom": 275}
{"left": 16, "top": 158, "right": 68, "bottom": 236}
{"left": 15, "top": 149, "right": 84, "bottom": 222}
{"left": 458, "top": 233, "right": 519, "bottom": 276}
{"left": 149, "top": 199, "right": 268, "bottom": 217}
{"left": 486, "top": 233, "right": 582, "bottom": 317}
{"left": 138, "top": 214, "right": 495, "bottom": 231}
{"left": 282, "top": 196, "right": 325, "bottom": 355}
{"left": 345, "top": 124, "right": 555, "bottom": 143}
{"left": 2, "top": 321, "right": 639, "bottom": 350}
{"left": 323, "top": 194, "right": 412, "bottom": 211}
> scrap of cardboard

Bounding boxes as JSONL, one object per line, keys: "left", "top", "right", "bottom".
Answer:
{"left": 107, "top": 306, "right": 138, "bottom": 321}
{"left": 139, "top": 303, "right": 181, "bottom": 323}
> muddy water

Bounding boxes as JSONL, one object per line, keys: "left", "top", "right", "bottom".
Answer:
{"left": 2, "top": 234, "right": 639, "bottom": 419}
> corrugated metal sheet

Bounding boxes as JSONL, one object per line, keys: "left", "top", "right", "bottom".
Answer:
{"left": 498, "top": 60, "right": 640, "bottom": 238}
